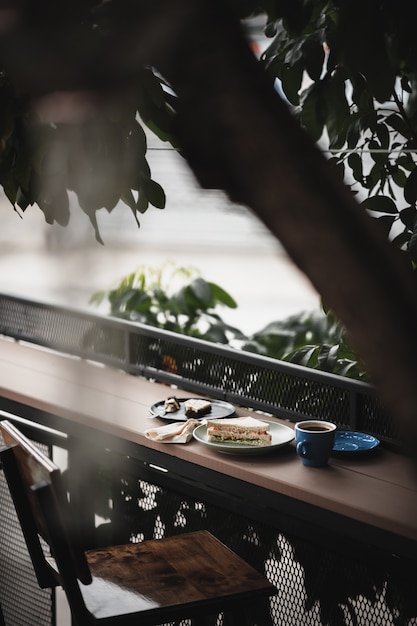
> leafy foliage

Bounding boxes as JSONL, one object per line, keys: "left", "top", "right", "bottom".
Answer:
{"left": 90, "top": 264, "right": 245, "bottom": 345}
{"left": 257, "top": 0, "right": 417, "bottom": 267}
{"left": 91, "top": 264, "right": 367, "bottom": 379}
{"left": 242, "top": 309, "right": 367, "bottom": 379}
{"left": 1, "top": 3, "right": 177, "bottom": 242}
{"left": 2, "top": 1, "right": 417, "bottom": 256}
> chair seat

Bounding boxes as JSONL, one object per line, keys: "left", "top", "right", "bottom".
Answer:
{"left": 82, "top": 531, "right": 275, "bottom": 624}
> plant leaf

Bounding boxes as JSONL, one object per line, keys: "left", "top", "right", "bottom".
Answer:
{"left": 362, "top": 195, "right": 398, "bottom": 214}
{"left": 404, "top": 168, "right": 417, "bottom": 205}
{"left": 209, "top": 282, "right": 238, "bottom": 308}
{"left": 190, "top": 277, "right": 213, "bottom": 306}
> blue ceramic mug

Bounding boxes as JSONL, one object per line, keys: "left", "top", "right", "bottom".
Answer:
{"left": 295, "top": 420, "right": 336, "bottom": 467}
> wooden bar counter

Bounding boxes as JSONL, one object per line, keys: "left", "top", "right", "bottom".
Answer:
{"left": 1, "top": 335, "right": 417, "bottom": 561}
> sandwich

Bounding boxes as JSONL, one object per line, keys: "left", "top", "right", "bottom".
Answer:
{"left": 206, "top": 416, "right": 272, "bottom": 446}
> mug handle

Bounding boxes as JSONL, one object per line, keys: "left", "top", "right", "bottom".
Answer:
{"left": 296, "top": 441, "right": 309, "bottom": 457}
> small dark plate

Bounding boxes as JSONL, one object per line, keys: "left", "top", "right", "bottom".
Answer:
{"left": 149, "top": 397, "right": 236, "bottom": 421}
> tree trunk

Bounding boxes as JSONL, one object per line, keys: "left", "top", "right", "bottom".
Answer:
{"left": 143, "top": 0, "right": 417, "bottom": 448}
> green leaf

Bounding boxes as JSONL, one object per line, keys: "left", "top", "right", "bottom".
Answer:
{"left": 87, "top": 211, "right": 104, "bottom": 245}
{"left": 390, "top": 165, "right": 407, "bottom": 188}
{"left": 145, "top": 178, "right": 166, "bottom": 209}
{"left": 368, "top": 139, "right": 387, "bottom": 166}
{"left": 303, "top": 36, "right": 325, "bottom": 81}
{"left": 300, "top": 83, "right": 324, "bottom": 142}
{"left": 404, "top": 168, "right": 417, "bottom": 205}
{"left": 376, "top": 123, "right": 390, "bottom": 150}
{"left": 399, "top": 206, "right": 416, "bottom": 229}
{"left": 281, "top": 58, "right": 304, "bottom": 106}
{"left": 323, "top": 72, "right": 350, "bottom": 149}
{"left": 350, "top": 73, "right": 368, "bottom": 108}
{"left": 120, "top": 189, "right": 140, "bottom": 224}
{"left": 190, "top": 277, "right": 213, "bottom": 306}
{"left": 209, "top": 282, "right": 238, "bottom": 309}
{"left": 202, "top": 323, "right": 229, "bottom": 344}
{"left": 126, "top": 291, "right": 153, "bottom": 313}
{"left": 360, "top": 110, "right": 378, "bottom": 134}
{"left": 364, "top": 162, "right": 384, "bottom": 191}
{"left": 385, "top": 113, "right": 408, "bottom": 135}
{"left": 347, "top": 152, "right": 363, "bottom": 183}
{"left": 15, "top": 186, "right": 32, "bottom": 212}
{"left": 362, "top": 195, "right": 398, "bottom": 214}
{"left": 317, "top": 344, "right": 339, "bottom": 371}
{"left": 397, "top": 154, "right": 415, "bottom": 171}
{"left": 391, "top": 230, "right": 411, "bottom": 249}
{"left": 299, "top": 346, "right": 319, "bottom": 367}
{"left": 346, "top": 117, "right": 361, "bottom": 150}
{"left": 136, "top": 190, "right": 149, "bottom": 214}
{"left": 109, "top": 287, "right": 140, "bottom": 311}
{"left": 173, "top": 285, "right": 197, "bottom": 315}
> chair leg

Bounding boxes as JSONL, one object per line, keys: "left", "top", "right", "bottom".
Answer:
{"left": 224, "top": 609, "right": 247, "bottom": 625}
{"left": 224, "top": 598, "right": 273, "bottom": 626}
{"left": 250, "top": 598, "right": 274, "bottom": 626}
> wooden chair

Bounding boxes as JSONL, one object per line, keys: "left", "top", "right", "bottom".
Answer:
{"left": 0, "top": 420, "right": 276, "bottom": 625}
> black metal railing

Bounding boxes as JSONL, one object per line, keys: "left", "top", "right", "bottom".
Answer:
{"left": 0, "top": 292, "right": 393, "bottom": 445}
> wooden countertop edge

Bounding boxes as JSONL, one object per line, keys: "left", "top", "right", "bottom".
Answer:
{"left": 1, "top": 337, "right": 417, "bottom": 542}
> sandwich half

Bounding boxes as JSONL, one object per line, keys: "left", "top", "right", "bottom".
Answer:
{"left": 206, "top": 416, "right": 272, "bottom": 446}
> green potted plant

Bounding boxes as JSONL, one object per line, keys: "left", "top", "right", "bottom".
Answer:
{"left": 90, "top": 263, "right": 245, "bottom": 345}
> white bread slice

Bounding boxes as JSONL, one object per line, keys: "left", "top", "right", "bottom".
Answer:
{"left": 206, "top": 416, "right": 272, "bottom": 446}
{"left": 206, "top": 416, "right": 270, "bottom": 431}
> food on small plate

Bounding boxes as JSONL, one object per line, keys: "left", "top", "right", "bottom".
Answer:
{"left": 184, "top": 399, "right": 212, "bottom": 418}
{"left": 206, "top": 416, "right": 272, "bottom": 447}
{"left": 163, "top": 396, "right": 181, "bottom": 413}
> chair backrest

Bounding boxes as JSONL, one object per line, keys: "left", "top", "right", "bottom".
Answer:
{"left": 0, "top": 420, "right": 92, "bottom": 602}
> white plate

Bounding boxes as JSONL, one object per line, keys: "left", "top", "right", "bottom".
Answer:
{"left": 193, "top": 420, "right": 295, "bottom": 455}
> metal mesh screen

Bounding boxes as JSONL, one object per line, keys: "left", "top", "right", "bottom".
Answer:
{"left": 0, "top": 436, "right": 54, "bottom": 626}
{"left": 109, "top": 471, "right": 417, "bottom": 626}
{"left": 359, "top": 392, "right": 395, "bottom": 440}
{"left": 133, "top": 333, "right": 352, "bottom": 421}
{"left": 130, "top": 332, "right": 397, "bottom": 443}
{"left": 0, "top": 295, "right": 127, "bottom": 366}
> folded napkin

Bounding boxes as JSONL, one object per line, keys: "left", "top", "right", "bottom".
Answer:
{"left": 144, "top": 419, "right": 200, "bottom": 443}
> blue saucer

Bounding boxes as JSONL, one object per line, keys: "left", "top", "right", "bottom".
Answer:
{"left": 332, "top": 431, "right": 380, "bottom": 455}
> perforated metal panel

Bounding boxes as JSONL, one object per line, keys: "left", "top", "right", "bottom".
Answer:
{"left": 110, "top": 470, "right": 417, "bottom": 626}
{"left": 0, "top": 436, "right": 54, "bottom": 626}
